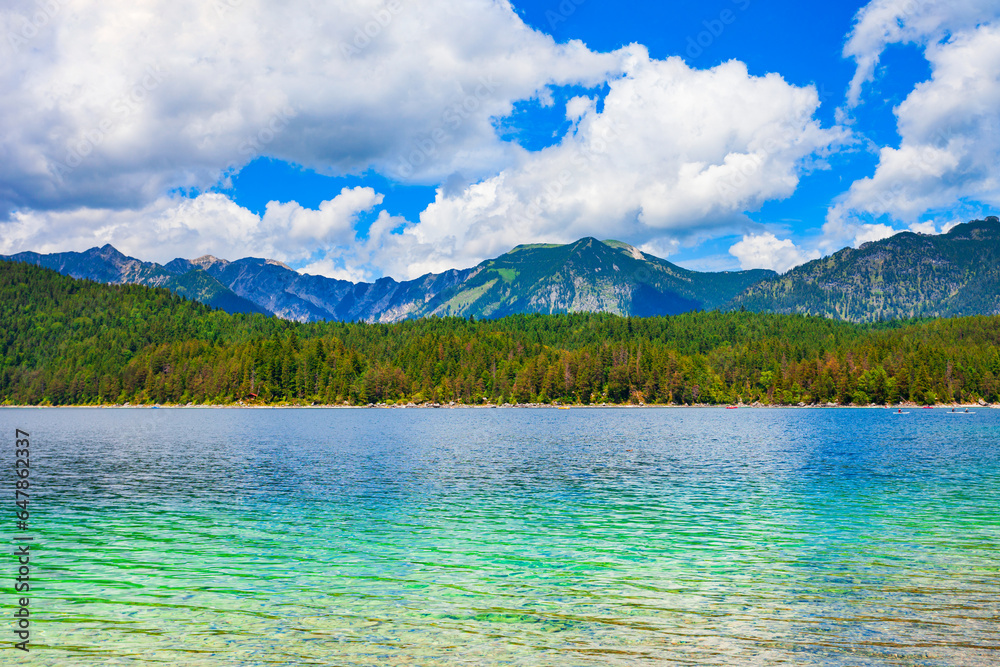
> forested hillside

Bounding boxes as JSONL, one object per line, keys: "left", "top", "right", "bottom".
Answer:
{"left": 3, "top": 244, "right": 271, "bottom": 316}
{"left": 732, "top": 217, "right": 1000, "bottom": 321}
{"left": 3, "top": 260, "right": 1000, "bottom": 406}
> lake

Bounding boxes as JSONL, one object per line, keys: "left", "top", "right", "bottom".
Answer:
{"left": 2, "top": 407, "right": 998, "bottom": 665}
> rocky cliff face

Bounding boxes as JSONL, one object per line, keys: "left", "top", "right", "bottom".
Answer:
{"left": 164, "top": 255, "right": 479, "bottom": 322}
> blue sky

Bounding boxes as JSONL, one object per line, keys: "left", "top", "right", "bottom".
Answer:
{"left": 2, "top": 0, "right": 998, "bottom": 280}
{"left": 218, "top": 0, "right": 905, "bottom": 269}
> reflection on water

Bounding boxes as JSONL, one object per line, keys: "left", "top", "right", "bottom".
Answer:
{"left": 3, "top": 407, "right": 999, "bottom": 665}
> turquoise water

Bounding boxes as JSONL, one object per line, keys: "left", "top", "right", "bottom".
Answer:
{"left": 2, "top": 407, "right": 998, "bottom": 665}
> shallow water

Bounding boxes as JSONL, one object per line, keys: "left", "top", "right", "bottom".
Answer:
{"left": 2, "top": 407, "right": 998, "bottom": 665}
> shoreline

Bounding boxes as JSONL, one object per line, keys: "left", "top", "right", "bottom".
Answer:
{"left": 2, "top": 402, "right": 997, "bottom": 410}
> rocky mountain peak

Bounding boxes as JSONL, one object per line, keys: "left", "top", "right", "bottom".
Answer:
{"left": 190, "top": 254, "right": 230, "bottom": 270}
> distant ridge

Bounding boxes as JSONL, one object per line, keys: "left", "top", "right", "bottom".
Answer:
{"left": 4, "top": 216, "right": 998, "bottom": 323}
{"left": 731, "top": 217, "right": 1000, "bottom": 322}
{"left": 2, "top": 245, "right": 271, "bottom": 316}
{"left": 2, "top": 239, "right": 774, "bottom": 322}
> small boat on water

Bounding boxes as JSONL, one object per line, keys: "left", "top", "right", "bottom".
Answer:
{"left": 726, "top": 406, "right": 738, "bottom": 410}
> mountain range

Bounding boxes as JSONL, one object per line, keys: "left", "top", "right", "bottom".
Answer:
{"left": 1, "top": 237, "right": 774, "bottom": 322}
{"left": 3, "top": 216, "right": 998, "bottom": 323}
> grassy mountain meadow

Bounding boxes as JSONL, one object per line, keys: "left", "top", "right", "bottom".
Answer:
{"left": 4, "top": 260, "right": 1000, "bottom": 407}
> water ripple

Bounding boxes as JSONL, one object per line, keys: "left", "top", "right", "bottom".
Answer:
{"left": 2, "top": 407, "right": 998, "bottom": 666}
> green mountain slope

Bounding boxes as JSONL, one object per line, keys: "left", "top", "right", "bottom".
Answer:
{"left": 5, "top": 260, "right": 1000, "bottom": 407}
{"left": 1, "top": 239, "right": 774, "bottom": 322}
{"left": 730, "top": 217, "right": 1000, "bottom": 322}
{"left": 415, "top": 238, "right": 775, "bottom": 319}
{"left": 1, "top": 245, "right": 271, "bottom": 316}
{"left": 15, "top": 217, "right": 1000, "bottom": 325}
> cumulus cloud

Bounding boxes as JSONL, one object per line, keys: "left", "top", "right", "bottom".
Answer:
{"left": 0, "top": 0, "right": 851, "bottom": 280}
{"left": 0, "top": 187, "right": 385, "bottom": 276}
{"left": 0, "top": 0, "right": 624, "bottom": 217}
{"left": 729, "top": 233, "right": 819, "bottom": 273}
{"left": 263, "top": 188, "right": 383, "bottom": 246}
{"left": 843, "top": 0, "right": 1000, "bottom": 108}
{"left": 829, "top": 2, "right": 1000, "bottom": 248}
{"left": 843, "top": 25, "right": 1000, "bottom": 215}
{"left": 821, "top": 205, "right": 899, "bottom": 251}
{"left": 373, "top": 51, "right": 845, "bottom": 277}
{"left": 822, "top": 205, "right": 973, "bottom": 251}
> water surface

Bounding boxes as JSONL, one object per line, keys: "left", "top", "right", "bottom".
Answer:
{"left": 2, "top": 407, "right": 998, "bottom": 665}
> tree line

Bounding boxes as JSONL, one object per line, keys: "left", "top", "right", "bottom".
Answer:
{"left": 3, "top": 260, "right": 1000, "bottom": 406}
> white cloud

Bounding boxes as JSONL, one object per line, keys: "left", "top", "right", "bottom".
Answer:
{"left": 0, "top": 188, "right": 385, "bottom": 276}
{"left": 263, "top": 188, "right": 382, "bottom": 245}
{"left": 0, "top": 0, "right": 853, "bottom": 280}
{"left": 0, "top": 0, "right": 624, "bottom": 217}
{"left": 564, "top": 95, "right": 593, "bottom": 122}
{"left": 729, "top": 233, "right": 819, "bottom": 273}
{"left": 822, "top": 205, "right": 901, "bottom": 250}
{"left": 2, "top": 44, "right": 845, "bottom": 280}
{"left": 371, "top": 52, "right": 845, "bottom": 277}
{"left": 853, "top": 24, "right": 1000, "bottom": 217}
{"left": 843, "top": 0, "right": 1000, "bottom": 108}
{"left": 830, "top": 2, "right": 1000, "bottom": 248}
{"left": 906, "top": 218, "right": 963, "bottom": 235}
{"left": 907, "top": 220, "right": 937, "bottom": 235}
{"left": 852, "top": 222, "right": 898, "bottom": 246}
{"left": 822, "top": 205, "right": 972, "bottom": 251}
{"left": 297, "top": 259, "right": 373, "bottom": 284}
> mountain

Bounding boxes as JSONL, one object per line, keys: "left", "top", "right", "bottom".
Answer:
{"left": 3, "top": 239, "right": 774, "bottom": 322}
{"left": 2, "top": 245, "right": 271, "bottom": 316}
{"left": 411, "top": 238, "right": 774, "bottom": 319}
{"left": 163, "top": 254, "right": 476, "bottom": 323}
{"left": 7, "top": 258, "right": 1000, "bottom": 408}
{"left": 731, "top": 217, "right": 1000, "bottom": 321}
{"left": 7, "top": 217, "right": 1000, "bottom": 323}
